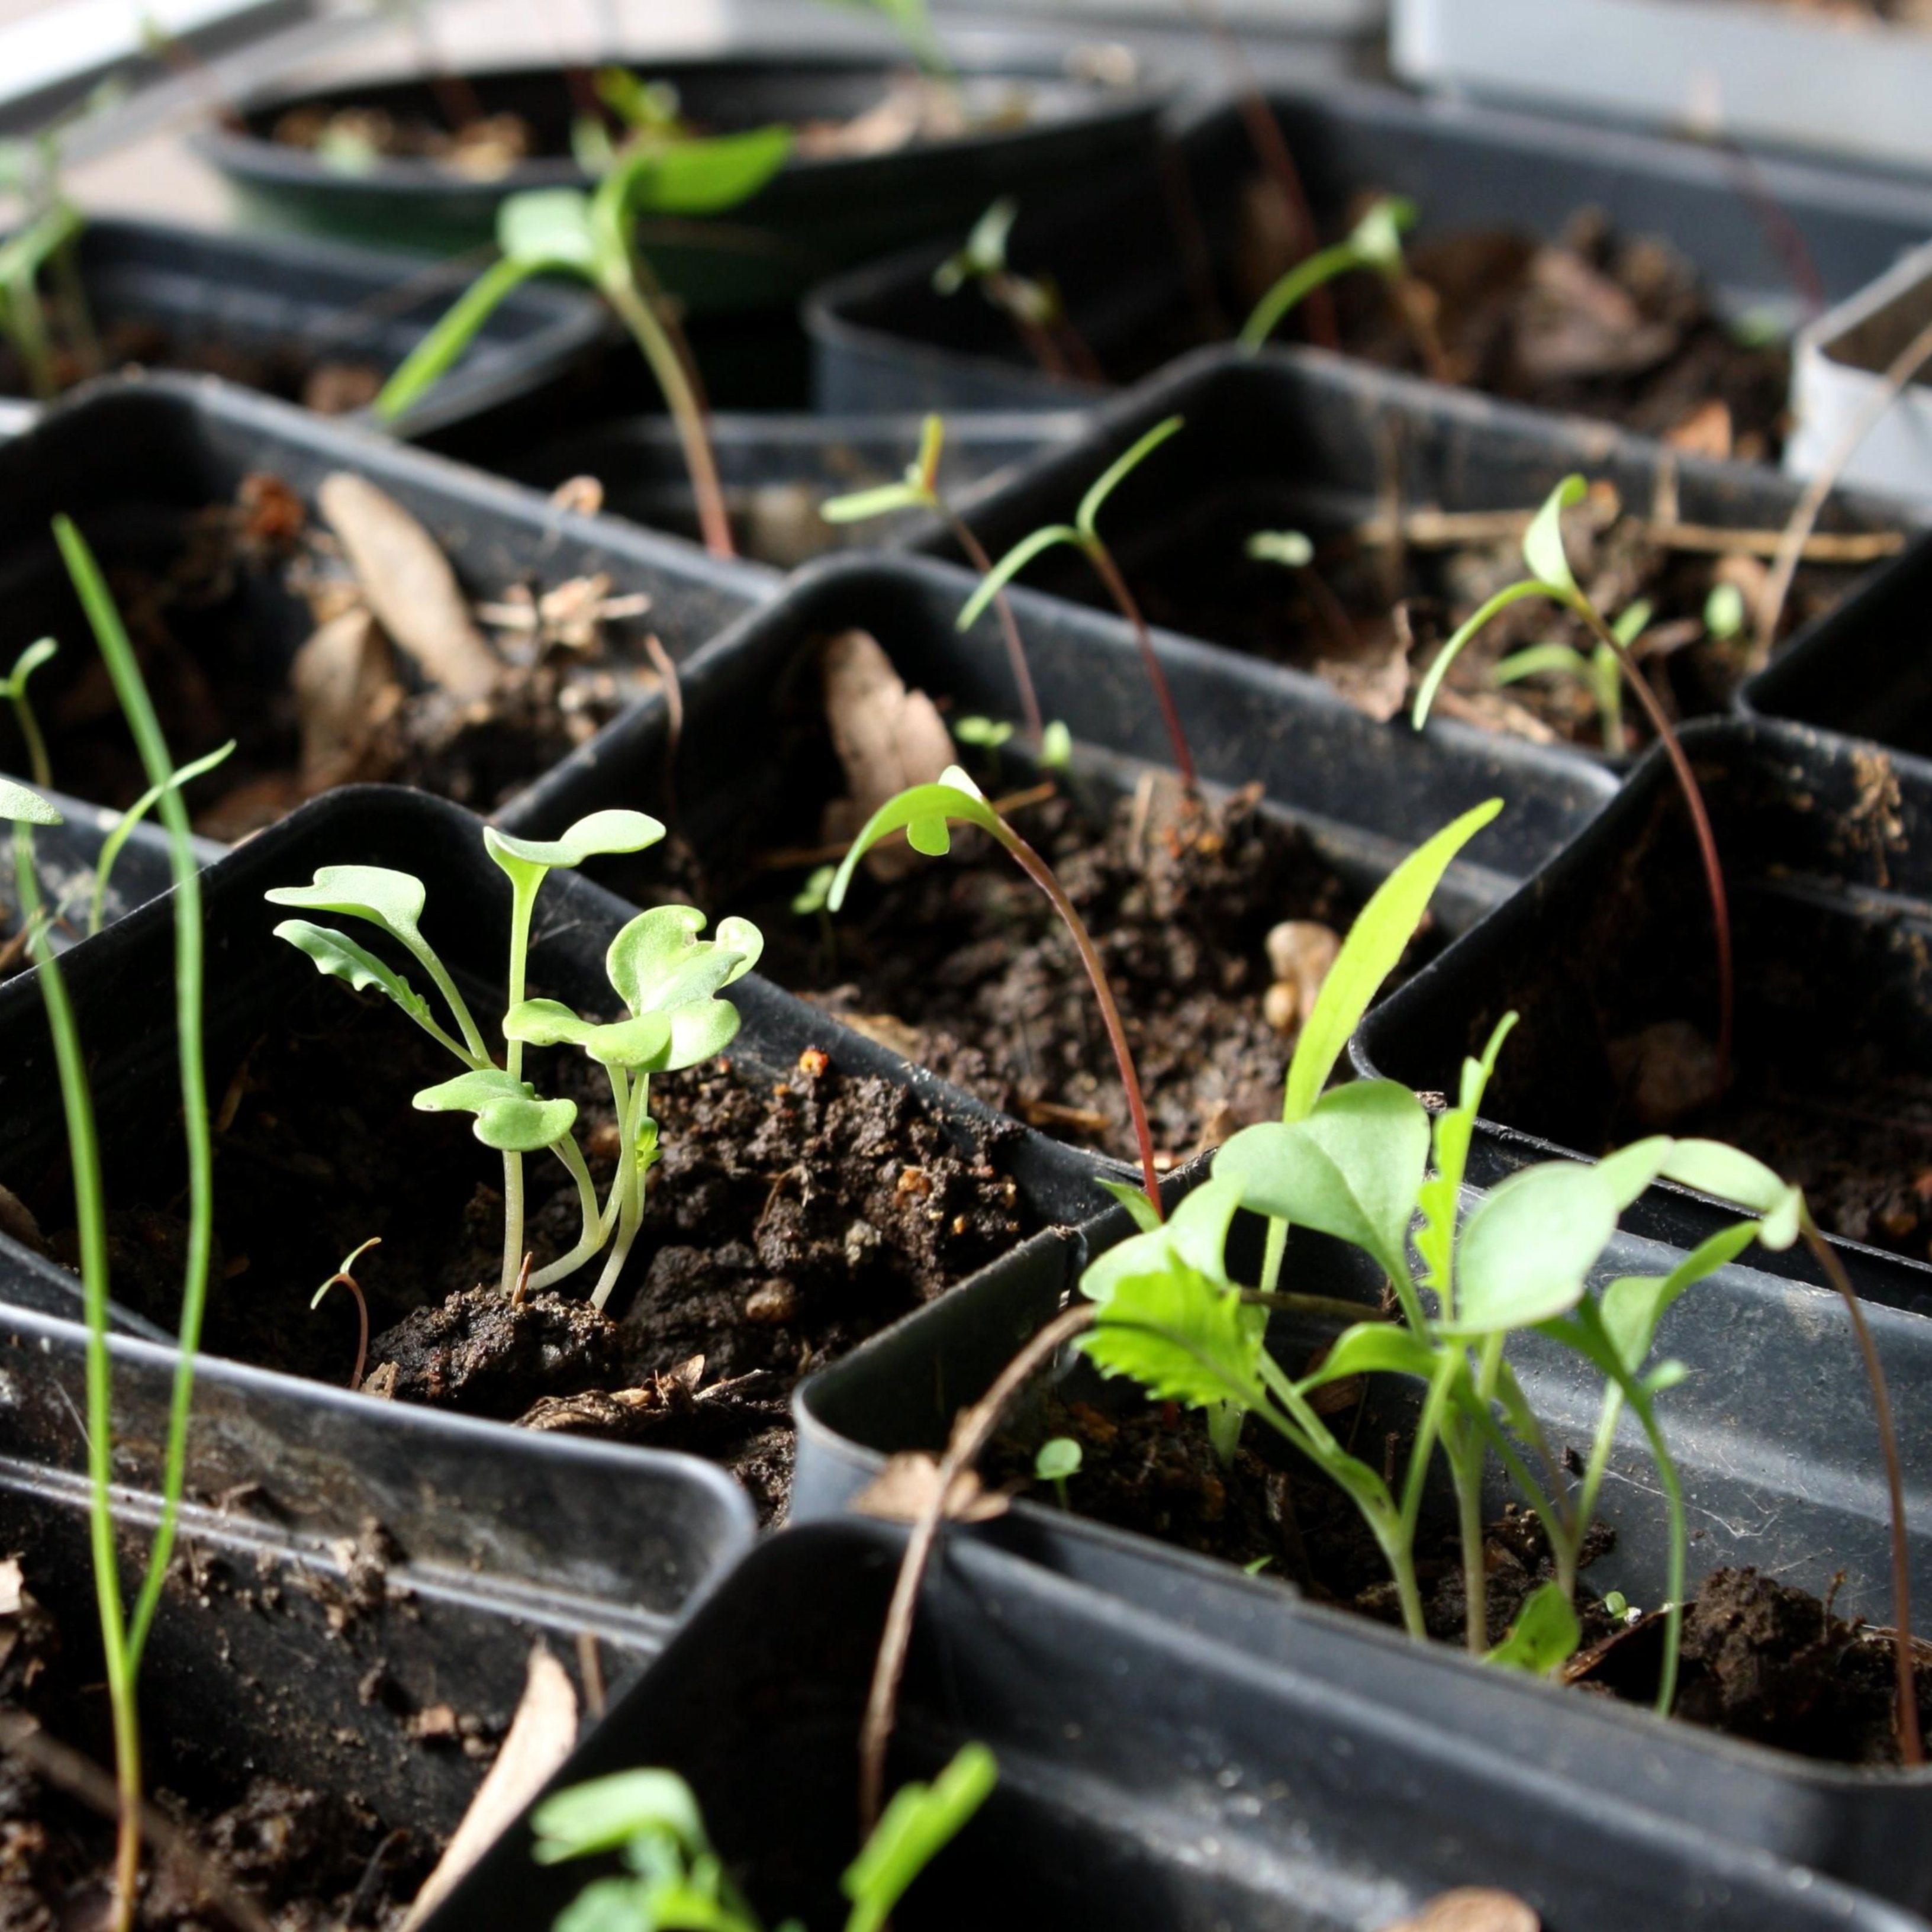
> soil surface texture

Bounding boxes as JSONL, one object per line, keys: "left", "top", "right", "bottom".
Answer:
{"left": 993, "top": 1390, "right": 1932, "bottom": 1764}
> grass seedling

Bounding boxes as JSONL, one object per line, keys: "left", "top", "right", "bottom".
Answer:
{"left": 7, "top": 519, "right": 222, "bottom": 1931}
{"left": 536, "top": 1745, "right": 994, "bottom": 1932}
{"left": 1034, "top": 1435, "right": 1081, "bottom": 1508}
{"left": 829, "top": 764, "right": 1162, "bottom": 1219}
{"left": 958, "top": 415, "right": 1197, "bottom": 792}
{"left": 822, "top": 413, "right": 1046, "bottom": 748}
{"left": 1413, "top": 474, "right": 1735, "bottom": 1071}
{"left": 1238, "top": 196, "right": 1416, "bottom": 355}
{"left": 313, "top": 1235, "right": 380, "bottom": 1389}
{"left": 270, "top": 817, "right": 762, "bottom": 1310}
{"left": 1490, "top": 598, "right": 1648, "bottom": 755}
{"left": 373, "top": 125, "right": 793, "bottom": 559}
{"left": 933, "top": 198, "right": 1103, "bottom": 385}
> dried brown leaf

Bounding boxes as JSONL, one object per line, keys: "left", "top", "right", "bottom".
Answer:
{"left": 854, "top": 1452, "right": 1010, "bottom": 1525}
{"left": 1381, "top": 1888, "right": 1540, "bottom": 1932}
{"left": 291, "top": 608, "right": 398, "bottom": 790}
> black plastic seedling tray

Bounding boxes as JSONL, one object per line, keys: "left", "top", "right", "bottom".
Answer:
{"left": 500, "top": 547, "right": 1618, "bottom": 921}
{"left": 1356, "top": 715, "right": 1932, "bottom": 1310}
{"left": 193, "top": 49, "right": 1168, "bottom": 310}
{"left": 420, "top": 1521, "right": 1922, "bottom": 1932}
{"left": 11, "top": 215, "right": 610, "bottom": 443}
{"left": 806, "top": 75, "right": 1932, "bottom": 414}
{"left": 0, "top": 373, "right": 771, "bottom": 826}
{"left": 0, "top": 784, "right": 1110, "bottom": 1431}
{"left": 1743, "top": 526, "right": 1932, "bottom": 762}
{"left": 790, "top": 1190, "right": 1932, "bottom": 1910}
{"left": 0, "top": 1292, "right": 751, "bottom": 1905}
{"left": 447, "top": 409, "right": 1087, "bottom": 568}
{"left": 912, "top": 345, "right": 1915, "bottom": 759}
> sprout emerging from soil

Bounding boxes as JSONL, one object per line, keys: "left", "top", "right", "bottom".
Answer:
{"left": 1238, "top": 195, "right": 1416, "bottom": 353}
{"left": 269, "top": 816, "right": 761, "bottom": 1309}
{"left": 537, "top": 1743, "right": 994, "bottom": 1932}
{"left": 1413, "top": 474, "right": 1735, "bottom": 1073}
{"left": 373, "top": 124, "right": 794, "bottom": 561}
{"left": 934, "top": 197, "right": 1105, "bottom": 384}
{"left": 959, "top": 415, "right": 1197, "bottom": 792}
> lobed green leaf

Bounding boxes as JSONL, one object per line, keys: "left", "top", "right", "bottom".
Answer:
{"left": 1080, "top": 1261, "right": 1267, "bottom": 1412}
{"left": 413, "top": 1068, "right": 577, "bottom": 1152}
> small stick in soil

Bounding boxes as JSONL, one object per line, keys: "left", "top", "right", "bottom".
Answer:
{"left": 1801, "top": 1216, "right": 1923, "bottom": 1766}
{"left": 311, "top": 1237, "right": 378, "bottom": 1390}
{"left": 857, "top": 1302, "right": 1096, "bottom": 1834}
{"left": 0, "top": 1715, "right": 275, "bottom": 1932}
{"left": 1754, "top": 314, "right": 1932, "bottom": 664}
{"left": 1355, "top": 505, "right": 1904, "bottom": 566}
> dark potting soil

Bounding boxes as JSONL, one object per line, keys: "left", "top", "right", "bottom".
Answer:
{"left": 0, "top": 315, "right": 383, "bottom": 415}
{"left": 33, "top": 981, "right": 1033, "bottom": 1523}
{"left": 0, "top": 1533, "right": 443, "bottom": 1928}
{"left": 17, "top": 474, "right": 654, "bottom": 839}
{"left": 730, "top": 773, "right": 1387, "bottom": 1170}
{"left": 990, "top": 1392, "right": 1932, "bottom": 1766}
{"left": 1103, "top": 482, "right": 1866, "bottom": 754}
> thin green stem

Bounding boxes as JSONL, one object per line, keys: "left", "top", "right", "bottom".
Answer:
{"left": 1238, "top": 240, "right": 1366, "bottom": 351}
{"left": 1083, "top": 539, "right": 1196, "bottom": 794}
{"left": 1617, "top": 1375, "right": 1687, "bottom": 1718}
{"left": 7, "top": 276, "right": 57, "bottom": 401}
{"left": 405, "top": 939, "right": 489, "bottom": 1064}
{"left": 941, "top": 503, "right": 1042, "bottom": 748}
{"left": 1560, "top": 1387, "right": 1627, "bottom": 1602}
{"left": 588, "top": 1073, "right": 650, "bottom": 1310}
{"left": 498, "top": 880, "right": 540, "bottom": 1299}
{"left": 527, "top": 1132, "right": 604, "bottom": 1292}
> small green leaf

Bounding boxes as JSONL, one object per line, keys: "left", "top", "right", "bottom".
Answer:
{"left": 533, "top": 1769, "right": 709, "bottom": 1865}
{"left": 1081, "top": 1171, "right": 1244, "bottom": 1306}
{"left": 912, "top": 413, "right": 945, "bottom": 494}
{"left": 498, "top": 187, "right": 597, "bottom": 272}
{"left": 827, "top": 768, "right": 1007, "bottom": 911}
{"left": 1348, "top": 195, "right": 1416, "bottom": 274}
{"left": 1283, "top": 801, "right": 1503, "bottom": 1123}
{"left": 1038, "top": 720, "right": 1073, "bottom": 769}
{"left": 1095, "top": 1176, "right": 1162, "bottom": 1234}
{"left": 1216, "top": 1081, "right": 1429, "bottom": 1289}
{"left": 272, "top": 919, "right": 433, "bottom": 1031}
{"left": 1492, "top": 642, "right": 1590, "bottom": 688}
{"left": 1080, "top": 1261, "right": 1267, "bottom": 1411}
{"left": 822, "top": 481, "right": 928, "bottom": 524}
{"left": 1522, "top": 475, "right": 1587, "bottom": 595}
{"left": 1411, "top": 580, "right": 1556, "bottom": 728}
{"left": 1034, "top": 1437, "right": 1081, "bottom": 1481}
{"left": 1076, "top": 416, "right": 1184, "bottom": 537}
{"left": 0, "top": 635, "right": 56, "bottom": 698}
{"left": 1611, "top": 598, "right": 1653, "bottom": 649}
{"left": 953, "top": 716, "right": 1013, "bottom": 749}
{"left": 957, "top": 524, "right": 1081, "bottom": 633}
{"left": 1598, "top": 1221, "right": 1758, "bottom": 1374}
{"left": 0, "top": 777, "right": 57, "bottom": 825}
{"left": 1448, "top": 1162, "right": 1618, "bottom": 1335}
{"left": 1294, "top": 1320, "right": 1438, "bottom": 1390}
{"left": 604, "top": 124, "right": 793, "bottom": 217}
{"left": 1416, "top": 1012, "right": 1519, "bottom": 1293}
{"left": 1592, "top": 1135, "right": 1675, "bottom": 1212}
{"left": 1246, "top": 529, "right": 1313, "bottom": 569}
{"left": 1704, "top": 582, "right": 1746, "bottom": 640}
{"left": 935, "top": 197, "right": 1017, "bottom": 292}
{"left": 1657, "top": 1139, "right": 1802, "bottom": 1248}
{"left": 503, "top": 997, "right": 673, "bottom": 1071}
{"left": 265, "top": 864, "right": 430, "bottom": 952}
{"left": 791, "top": 864, "right": 835, "bottom": 917}
{"left": 842, "top": 1745, "right": 997, "bottom": 1932}
{"left": 1485, "top": 1580, "right": 1581, "bottom": 1675}
{"left": 605, "top": 904, "right": 763, "bottom": 1069}
{"left": 485, "top": 809, "right": 666, "bottom": 890}
{"left": 413, "top": 1068, "right": 577, "bottom": 1153}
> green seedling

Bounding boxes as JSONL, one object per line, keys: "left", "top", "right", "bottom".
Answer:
{"left": 1412, "top": 475, "right": 1734, "bottom": 1072}
{"left": 8, "top": 519, "right": 220, "bottom": 1931}
{"left": 823, "top": 414, "right": 1046, "bottom": 747}
{"left": 1246, "top": 527, "right": 1361, "bottom": 659}
{"left": 1704, "top": 580, "right": 1747, "bottom": 640}
{"left": 934, "top": 198, "right": 1100, "bottom": 385}
{"left": 537, "top": 1744, "right": 994, "bottom": 1932}
{"left": 1238, "top": 195, "right": 1415, "bottom": 353}
{"left": 271, "top": 819, "right": 761, "bottom": 1310}
{"left": 571, "top": 67, "right": 688, "bottom": 173}
{"left": 313, "top": 1235, "right": 380, "bottom": 1389}
{"left": 1034, "top": 1435, "right": 1081, "bottom": 1508}
{"left": 829, "top": 764, "right": 1162, "bottom": 1219}
{"left": 1491, "top": 598, "right": 1650, "bottom": 755}
{"left": 959, "top": 416, "right": 1196, "bottom": 792}
{"left": 374, "top": 124, "right": 793, "bottom": 559}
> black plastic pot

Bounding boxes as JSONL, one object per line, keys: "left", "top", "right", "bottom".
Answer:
{"left": 1355, "top": 714, "right": 1932, "bottom": 1310}
{"left": 0, "top": 784, "right": 1107, "bottom": 1500}
{"left": 0, "top": 373, "right": 770, "bottom": 827}
{"left": 420, "top": 1520, "right": 1921, "bottom": 1932}
{"left": 805, "top": 74, "right": 1932, "bottom": 414}
{"left": 790, "top": 1189, "right": 1932, "bottom": 1908}
{"left": 1742, "top": 526, "right": 1932, "bottom": 763}
{"left": 2, "top": 215, "right": 610, "bottom": 443}
{"left": 908, "top": 345, "right": 1915, "bottom": 759}
{"left": 446, "top": 409, "right": 1087, "bottom": 569}
{"left": 192, "top": 50, "right": 1168, "bottom": 314}
{"left": 502, "top": 547, "right": 1615, "bottom": 902}
{"left": 0, "top": 1290, "right": 752, "bottom": 1889}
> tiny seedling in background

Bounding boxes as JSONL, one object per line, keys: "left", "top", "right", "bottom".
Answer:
{"left": 959, "top": 415, "right": 1197, "bottom": 793}
{"left": 374, "top": 124, "right": 794, "bottom": 559}
{"left": 829, "top": 764, "right": 1164, "bottom": 1219}
{"left": 933, "top": 198, "right": 1102, "bottom": 384}
{"left": 1412, "top": 474, "right": 1735, "bottom": 1073}
{"left": 1238, "top": 196, "right": 1415, "bottom": 353}
{"left": 535, "top": 1744, "right": 995, "bottom": 1932}
{"left": 312, "top": 1235, "right": 381, "bottom": 1390}
{"left": 952, "top": 714, "right": 1012, "bottom": 778}
{"left": 1034, "top": 1435, "right": 1081, "bottom": 1508}
{"left": 1246, "top": 527, "right": 1360, "bottom": 659}
{"left": 822, "top": 413, "right": 1048, "bottom": 747}
{"left": 269, "top": 818, "right": 762, "bottom": 1309}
